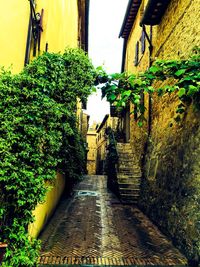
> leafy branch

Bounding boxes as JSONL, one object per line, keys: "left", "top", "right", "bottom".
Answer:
{"left": 96, "top": 48, "right": 200, "bottom": 126}
{"left": 0, "top": 48, "right": 95, "bottom": 266}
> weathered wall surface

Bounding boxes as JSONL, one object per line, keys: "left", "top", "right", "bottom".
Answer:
{"left": 140, "top": 98, "right": 200, "bottom": 261}
{"left": 125, "top": 2, "right": 151, "bottom": 162}
{"left": 0, "top": 0, "right": 30, "bottom": 73}
{"left": 96, "top": 116, "right": 118, "bottom": 174}
{"left": 0, "top": 0, "right": 79, "bottom": 73}
{"left": 124, "top": 0, "right": 200, "bottom": 262}
{"left": 87, "top": 130, "right": 97, "bottom": 175}
{"left": 139, "top": 0, "right": 200, "bottom": 262}
{"left": 27, "top": 0, "right": 80, "bottom": 238}
{"left": 28, "top": 173, "right": 65, "bottom": 238}
{"left": 154, "top": 0, "right": 200, "bottom": 59}
{"left": 35, "top": 0, "right": 78, "bottom": 55}
{"left": 0, "top": 0, "right": 82, "bottom": 238}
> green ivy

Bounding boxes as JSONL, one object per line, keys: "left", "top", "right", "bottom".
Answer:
{"left": 0, "top": 48, "right": 95, "bottom": 266}
{"left": 95, "top": 48, "right": 200, "bottom": 263}
{"left": 96, "top": 47, "right": 200, "bottom": 126}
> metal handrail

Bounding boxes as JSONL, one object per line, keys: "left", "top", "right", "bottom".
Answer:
{"left": 110, "top": 128, "right": 119, "bottom": 159}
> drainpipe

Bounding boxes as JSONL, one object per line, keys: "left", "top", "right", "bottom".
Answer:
{"left": 85, "top": 0, "right": 90, "bottom": 53}
{"left": 24, "top": 1, "right": 33, "bottom": 66}
{"left": 141, "top": 24, "right": 153, "bottom": 136}
{"left": 121, "top": 38, "right": 127, "bottom": 73}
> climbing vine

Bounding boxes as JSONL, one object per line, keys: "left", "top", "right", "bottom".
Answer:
{"left": 95, "top": 47, "right": 200, "bottom": 263}
{"left": 0, "top": 48, "right": 95, "bottom": 266}
{"left": 96, "top": 47, "right": 200, "bottom": 126}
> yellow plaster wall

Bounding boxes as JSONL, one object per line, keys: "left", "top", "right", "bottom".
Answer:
{"left": 0, "top": 0, "right": 80, "bottom": 238}
{"left": 0, "top": 0, "right": 80, "bottom": 239}
{"left": 29, "top": 0, "right": 80, "bottom": 238}
{"left": 35, "top": 0, "right": 78, "bottom": 55}
{"left": 0, "top": 0, "right": 79, "bottom": 73}
{"left": 0, "top": 0, "right": 30, "bottom": 73}
{"left": 29, "top": 173, "right": 65, "bottom": 238}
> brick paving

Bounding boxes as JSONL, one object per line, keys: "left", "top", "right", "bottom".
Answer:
{"left": 39, "top": 175, "right": 187, "bottom": 266}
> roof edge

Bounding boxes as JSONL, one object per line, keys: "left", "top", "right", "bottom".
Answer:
{"left": 119, "top": 0, "right": 133, "bottom": 38}
{"left": 140, "top": 0, "right": 171, "bottom": 26}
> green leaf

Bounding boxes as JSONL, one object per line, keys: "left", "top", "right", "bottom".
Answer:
{"left": 175, "top": 69, "right": 186, "bottom": 76}
{"left": 149, "top": 65, "right": 161, "bottom": 73}
{"left": 108, "top": 93, "right": 116, "bottom": 101}
{"left": 134, "top": 99, "right": 140, "bottom": 105}
{"left": 91, "top": 86, "right": 97, "bottom": 93}
{"left": 187, "top": 85, "right": 198, "bottom": 96}
{"left": 178, "top": 88, "right": 186, "bottom": 97}
{"left": 121, "top": 90, "right": 131, "bottom": 97}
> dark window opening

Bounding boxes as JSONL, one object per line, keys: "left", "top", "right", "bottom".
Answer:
{"left": 134, "top": 41, "right": 139, "bottom": 66}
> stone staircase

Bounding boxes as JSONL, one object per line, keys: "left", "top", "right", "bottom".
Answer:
{"left": 116, "top": 143, "right": 142, "bottom": 204}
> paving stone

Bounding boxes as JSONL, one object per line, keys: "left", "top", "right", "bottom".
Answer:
{"left": 39, "top": 175, "right": 187, "bottom": 266}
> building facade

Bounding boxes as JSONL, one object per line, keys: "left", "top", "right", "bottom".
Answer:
{"left": 119, "top": 0, "right": 200, "bottom": 263}
{"left": 0, "top": 0, "right": 89, "bottom": 238}
{"left": 0, "top": 0, "right": 89, "bottom": 73}
{"left": 96, "top": 115, "right": 118, "bottom": 174}
{"left": 86, "top": 124, "right": 97, "bottom": 175}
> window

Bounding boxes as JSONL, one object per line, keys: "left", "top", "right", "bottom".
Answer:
{"left": 140, "top": 30, "right": 146, "bottom": 54}
{"left": 134, "top": 41, "right": 139, "bottom": 66}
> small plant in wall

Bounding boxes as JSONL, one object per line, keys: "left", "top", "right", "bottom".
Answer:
{"left": 0, "top": 48, "right": 96, "bottom": 266}
{"left": 95, "top": 47, "right": 200, "bottom": 126}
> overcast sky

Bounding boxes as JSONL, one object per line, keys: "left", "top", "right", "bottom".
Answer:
{"left": 86, "top": 0, "right": 128, "bottom": 125}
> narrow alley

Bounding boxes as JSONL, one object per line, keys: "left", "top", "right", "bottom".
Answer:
{"left": 38, "top": 175, "right": 187, "bottom": 266}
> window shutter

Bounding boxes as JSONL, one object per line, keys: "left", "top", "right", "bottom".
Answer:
{"left": 134, "top": 41, "right": 139, "bottom": 66}
{"left": 141, "top": 30, "right": 145, "bottom": 54}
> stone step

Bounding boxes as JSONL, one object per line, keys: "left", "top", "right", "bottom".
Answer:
{"left": 117, "top": 174, "right": 141, "bottom": 179}
{"left": 118, "top": 162, "right": 140, "bottom": 166}
{"left": 118, "top": 168, "right": 141, "bottom": 172}
{"left": 120, "top": 193, "right": 139, "bottom": 199}
{"left": 117, "top": 149, "right": 134, "bottom": 152}
{"left": 118, "top": 180, "right": 140, "bottom": 184}
{"left": 118, "top": 172, "right": 140, "bottom": 176}
{"left": 118, "top": 173, "right": 141, "bottom": 177}
{"left": 119, "top": 183, "right": 140, "bottom": 188}
{"left": 118, "top": 158, "right": 138, "bottom": 161}
{"left": 118, "top": 170, "right": 141, "bottom": 174}
{"left": 119, "top": 189, "right": 140, "bottom": 194}
{"left": 120, "top": 187, "right": 140, "bottom": 191}
{"left": 118, "top": 179, "right": 140, "bottom": 184}
{"left": 117, "top": 142, "right": 131, "bottom": 146}
{"left": 118, "top": 151, "right": 134, "bottom": 155}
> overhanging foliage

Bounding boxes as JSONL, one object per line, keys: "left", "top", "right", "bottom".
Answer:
{"left": 0, "top": 48, "right": 95, "bottom": 266}
{"left": 96, "top": 47, "right": 200, "bottom": 126}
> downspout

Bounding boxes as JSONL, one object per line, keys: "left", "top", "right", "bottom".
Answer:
{"left": 85, "top": 0, "right": 90, "bottom": 53}
{"left": 121, "top": 38, "right": 127, "bottom": 73}
{"left": 141, "top": 24, "right": 153, "bottom": 136}
{"left": 24, "top": 1, "right": 33, "bottom": 66}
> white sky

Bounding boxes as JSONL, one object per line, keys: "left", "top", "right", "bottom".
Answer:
{"left": 86, "top": 0, "right": 128, "bottom": 125}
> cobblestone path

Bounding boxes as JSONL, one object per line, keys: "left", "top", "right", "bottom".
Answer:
{"left": 39, "top": 175, "right": 187, "bottom": 266}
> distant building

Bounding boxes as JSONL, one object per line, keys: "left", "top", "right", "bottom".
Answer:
{"left": 96, "top": 115, "right": 118, "bottom": 174}
{"left": 86, "top": 123, "right": 97, "bottom": 175}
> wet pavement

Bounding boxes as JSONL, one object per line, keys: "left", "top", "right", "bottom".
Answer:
{"left": 39, "top": 175, "right": 187, "bottom": 266}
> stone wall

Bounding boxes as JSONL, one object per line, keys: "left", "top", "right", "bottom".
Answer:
{"left": 86, "top": 130, "right": 97, "bottom": 175}
{"left": 124, "top": 0, "right": 200, "bottom": 262}
{"left": 154, "top": 0, "right": 200, "bottom": 60}
{"left": 140, "top": 99, "right": 200, "bottom": 263}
